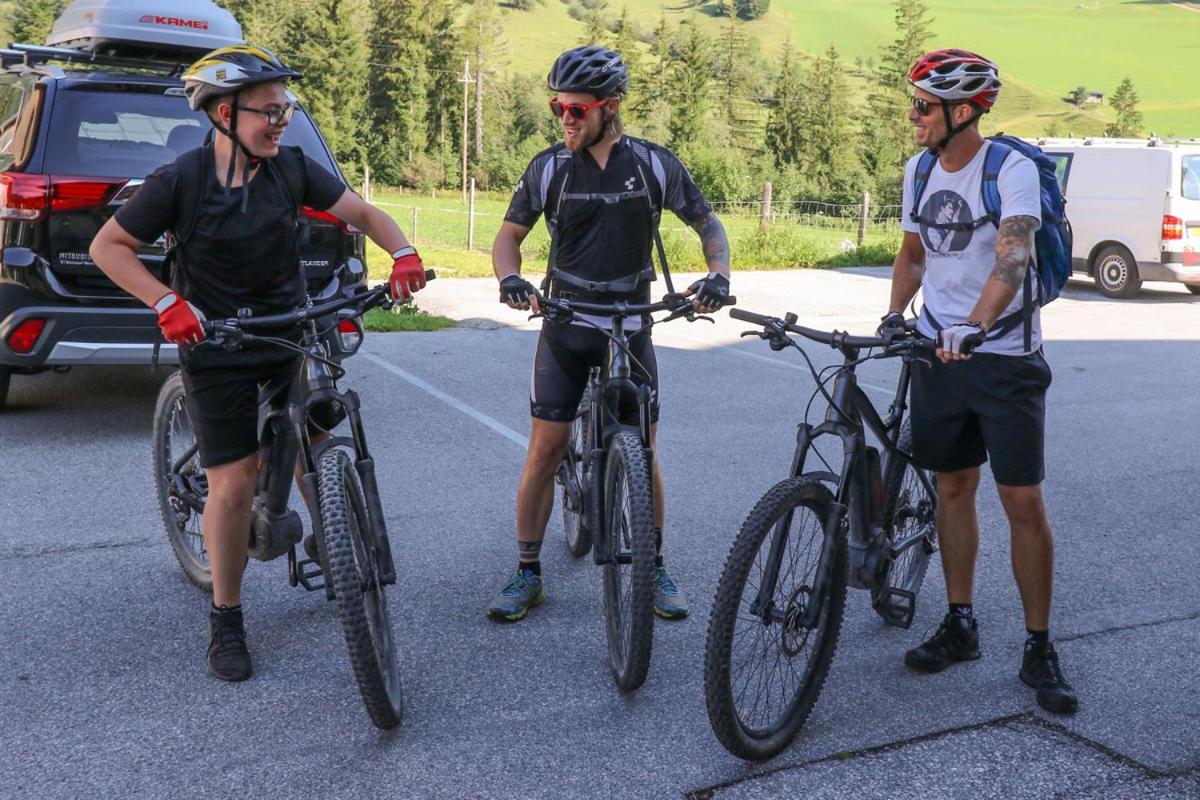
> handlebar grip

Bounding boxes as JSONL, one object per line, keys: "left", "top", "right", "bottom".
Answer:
{"left": 724, "top": 295, "right": 737, "bottom": 306}
{"left": 424, "top": 268, "right": 436, "bottom": 281}
{"left": 729, "top": 307, "right": 770, "bottom": 326}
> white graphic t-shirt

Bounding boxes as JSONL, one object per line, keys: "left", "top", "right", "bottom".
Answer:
{"left": 901, "top": 141, "right": 1042, "bottom": 355}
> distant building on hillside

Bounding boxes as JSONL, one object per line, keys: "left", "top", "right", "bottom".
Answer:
{"left": 1085, "top": 91, "right": 1104, "bottom": 105}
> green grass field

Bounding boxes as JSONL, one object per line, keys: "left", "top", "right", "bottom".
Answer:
{"left": 494, "top": 0, "right": 1200, "bottom": 137}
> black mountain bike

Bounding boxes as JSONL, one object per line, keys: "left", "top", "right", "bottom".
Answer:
{"left": 547, "top": 289, "right": 733, "bottom": 691}
{"left": 704, "top": 309, "right": 939, "bottom": 760}
{"left": 151, "top": 276, "right": 430, "bottom": 730}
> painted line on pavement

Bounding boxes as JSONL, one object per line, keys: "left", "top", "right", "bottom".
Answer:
{"left": 362, "top": 351, "right": 530, "bottom": 449}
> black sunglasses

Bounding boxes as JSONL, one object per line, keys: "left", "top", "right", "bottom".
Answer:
{"left": 910, "top": 96, "right": 945, "bottom": 116}
{"left": 236, "top": 102, "right": 296, "bottom": 126}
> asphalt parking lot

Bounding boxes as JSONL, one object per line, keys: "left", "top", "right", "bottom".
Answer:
{"left": 1, "top": 268, "right": 1197, "bottom": 799}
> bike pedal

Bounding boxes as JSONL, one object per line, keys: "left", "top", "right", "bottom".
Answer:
{"left": 296, "top": 557, "right": 327, "bottom": 593}
{"left": 875, "top": 587, "right": 917, "bottom": 629}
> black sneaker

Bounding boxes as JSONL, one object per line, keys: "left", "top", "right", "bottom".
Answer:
{"left": 1020, "top": 641, "right": 1078, "bottom": 714}
{"left": 208, "top": 605, "right": 252, "bottom": 682}
{"left": 904, "top": 612, "right": 981, "bottom": 673}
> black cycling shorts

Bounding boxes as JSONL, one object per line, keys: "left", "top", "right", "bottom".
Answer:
{"left": 909, "top": 351, "right": 1052, "bottom": 486}
{"left": 529, "top": 320, "right": 659, "bottom": 424}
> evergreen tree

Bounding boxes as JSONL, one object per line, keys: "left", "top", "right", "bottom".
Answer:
{"left": 1105, "top": 77, "right": 1143, "bottom": 138}
{"left": 765, "top": 39, "right": 803, "bottom": 165}
{"left": 7, "top": 0, "right": 65, "bottom": 44}
{"left": 610, "top": 8, "right": 644, "bottom": 126}
{"left": 734, "top": 0, "right": 770, "bottom": 20}
{"left": 714, "top": 19, "right": 764, "bottom": 154}
{"left": 665, "top": 21, "right": 713, "bottom": 148}
{"left": 796, "top": 45, "right": 864, "bottom": 201}
{"left": 582, "top": 2, "right": 610, "bottom": 46}
{"left": 631, "top": 13, "right": 673, "bottom": 141}
{"left": 860, "top": 0, "right": 934, "bottom": 203}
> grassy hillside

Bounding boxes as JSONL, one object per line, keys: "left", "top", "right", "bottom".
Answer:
{"left": 496, "top": 0, "right": 1200, "bottom": 137}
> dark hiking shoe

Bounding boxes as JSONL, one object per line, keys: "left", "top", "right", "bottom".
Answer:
{"left": 904, "top": 612, "right": 981, "bottom": 673}
{"left": 208, "top": 605, "right": 252, "bottom": 682}
{"left": 1020, "top": 641, "right": 1078, "bottom": 714}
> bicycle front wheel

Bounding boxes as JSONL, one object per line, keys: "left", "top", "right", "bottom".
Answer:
{"left": 872, "top": 420, "right": 938, "bottom": 627}
{"left": 152, "top": 371, "right": 211, "bottom": 591}
{"left": 704, "top": 477, "right": 846, "bottom": 761}
{"left": 317, "top": 448, "right": 402, "bottom": 730}
{"left": 561, "top": 408, "right": 592, "bottom": 558}
{"left": 601, "top": 429, "right": 657, "bottom": 692}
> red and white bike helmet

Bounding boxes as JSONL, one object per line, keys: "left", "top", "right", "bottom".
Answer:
{"left": 908, "top": 49, "right": 1001, "bottom": 111}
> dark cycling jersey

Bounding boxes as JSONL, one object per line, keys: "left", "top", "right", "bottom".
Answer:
{"left": 116, "top": 144, "right": 345, "bottom": 320}
{"left": 504, "top": 136, "right": 711, "bottom": 300}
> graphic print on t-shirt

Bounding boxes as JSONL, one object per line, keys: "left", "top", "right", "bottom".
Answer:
{"left": 919, "top": 189, "right": 975, "bottom": 255}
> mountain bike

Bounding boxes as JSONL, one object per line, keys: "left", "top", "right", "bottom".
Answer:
{"left": 547, "top": 289, "right": 734, "bottom": 691}
{"left": 704, "top": 309, "right": 939, "bottom": 760}
{"left": 151, "top": 274, "right": 430, "bottom": 730}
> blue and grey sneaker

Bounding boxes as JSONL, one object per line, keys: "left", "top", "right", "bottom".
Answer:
{"left": 486, "top": 568, "right": 545, "bottom": 622}
{"left": 654, "top": 566, "right": 689, "bottom": 619}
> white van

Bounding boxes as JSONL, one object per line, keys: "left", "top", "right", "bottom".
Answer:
{"left": 1035, "top": 137, "right": 1200, "bottom": 298}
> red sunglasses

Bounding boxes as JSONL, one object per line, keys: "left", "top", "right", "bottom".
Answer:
{"left": 549, "top": 97, "right": 609, "bottom": 120}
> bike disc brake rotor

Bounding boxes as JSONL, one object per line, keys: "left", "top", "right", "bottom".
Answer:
{"left": 781, "top": 584, "right": 814, "bottom": 657}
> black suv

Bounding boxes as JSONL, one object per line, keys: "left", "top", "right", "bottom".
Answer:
{"left": 0, "top": 46, "right": 366, "bottom": 408}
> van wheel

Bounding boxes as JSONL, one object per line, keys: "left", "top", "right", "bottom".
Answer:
{"left": 0, "top": 367, "right": 10, "bottom": 409}
{"left": 1093, "top": 245, "right": 1141, "bottom": 299}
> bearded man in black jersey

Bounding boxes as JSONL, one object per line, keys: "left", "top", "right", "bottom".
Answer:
{"left": 486, "top": 46, "right": 732, "bottom": 622}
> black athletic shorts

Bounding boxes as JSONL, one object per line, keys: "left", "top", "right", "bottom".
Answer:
{"left": 529, "top": 320, "right": 659, "bottom": 424}
{"left": 909, "top": 350, "right": 1052, "bottom": 486}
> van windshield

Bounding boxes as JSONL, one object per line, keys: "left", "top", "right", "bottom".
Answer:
{"left": 1184, "top": 156, "right": 1200, "bottom": 201}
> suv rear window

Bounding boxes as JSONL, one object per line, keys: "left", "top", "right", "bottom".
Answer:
{"left": 43, "top": 85, "right": 341, "bottom": 180}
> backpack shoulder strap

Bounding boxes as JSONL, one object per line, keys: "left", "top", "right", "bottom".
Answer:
{"left": 981, "top": 140, "right": 1013, "bottom": 228}
{"left": 626, "top": 137, "right": 675, "bottom": 293}
{"left": 170, "top": 144, "right": 208, "bottom": 247}
{"left": 910, "top": 149, "right": 938, "bottom": 223}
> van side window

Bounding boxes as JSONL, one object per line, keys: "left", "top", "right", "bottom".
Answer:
{"left": 1045, "top": 152, "right": 1072, "bottom": 195}
{"left": 1183, "top": 156, "right": 1200, "bottom": 201}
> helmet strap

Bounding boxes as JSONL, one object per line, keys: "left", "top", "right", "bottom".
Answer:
{"left": 585, "top": 108, "right": 613, "bottom": 149}
{"left": 210, "top": 92, "right": 260, "bottom": 212}
{"left": 935, "top": 102, "right": 980, "bottom": 151}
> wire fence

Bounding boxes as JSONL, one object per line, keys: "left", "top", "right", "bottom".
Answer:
{"left": 369, "top": 190, "right": 903, "bottom": 252}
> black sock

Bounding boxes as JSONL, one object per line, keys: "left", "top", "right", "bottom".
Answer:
{"left": 1026, "top": 628, "right": 1049, "bottom": 646}
{"left": 518, "top": 560, "right": 541, "bottom": 576}
{"left": 949, "top": 603, "right": 973, "bottom": 620}
{"left": 211, "top": 603, "right": 241, "bottom": 615}
{"left": 655, "top": 527, "right": 663, "bottom": 568}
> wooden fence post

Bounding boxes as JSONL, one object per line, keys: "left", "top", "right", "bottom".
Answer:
{"left": 467, "top": 178, "right": 477, "bottom": 250}
{"left": 761, "top": 180, "right": 773, "bottom": 227}
{"left": 857, "top": 190, "right": 870, "bottom": 247}
{"left": 411, "top": 206, "right": 419, "bottom": 246}
{"left": 362, "top": 164, "right": 371, "bottom": 202}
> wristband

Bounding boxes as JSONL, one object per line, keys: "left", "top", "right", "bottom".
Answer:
{"left": 391, "top": 246, "right": 417, "bottom": 260}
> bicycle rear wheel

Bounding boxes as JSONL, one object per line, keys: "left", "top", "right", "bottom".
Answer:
{"left": 704, "top": 477, "right": 846, "bottom": 761}
{"left": 560, "top": 408, "right": 592, "bottom": 558}
{"left": 601, "top": 429, "right": 657, "bottom": 692}
{"left": 152, "top": 371, "right": 211, "bottom": 591}
{"left": 317, "top": 448, "right": 402, "bottom": 730}
{"left": 872, "top": 420, "right": 938, "bottom": 628}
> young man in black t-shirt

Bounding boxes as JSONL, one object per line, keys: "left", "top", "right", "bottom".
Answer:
{"left": 90, "top": 46, "right": 427, "bottom": 682}
{"left": 486, "top": 46, "right": 732, "bottom": 622}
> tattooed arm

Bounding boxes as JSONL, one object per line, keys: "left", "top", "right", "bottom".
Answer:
{"left": 968, "top": 214, "right": 1039, "bottom": 329}
{"left": 689, "top": 212, "right": 731, "bottom": 278}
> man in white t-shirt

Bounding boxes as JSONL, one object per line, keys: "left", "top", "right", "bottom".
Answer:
{"left": 878, "top": 49, "right": 1077, "bottom": 714}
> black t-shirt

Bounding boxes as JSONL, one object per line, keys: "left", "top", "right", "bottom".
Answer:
{"left": 504, "top": 136, "right": 711, "bottom": 292}
{"left": 115, "top": 144, "right": 345, "bottom": 319}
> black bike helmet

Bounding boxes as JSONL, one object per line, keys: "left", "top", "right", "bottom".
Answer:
{"left": 547, "top": 46, "right": 628, "bottom": 97}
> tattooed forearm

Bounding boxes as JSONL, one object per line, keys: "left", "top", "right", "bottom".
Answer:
{"left": 689, "top": 212, "right": 731, "bottom": 271}
{"left": 991, "top": 215, "right": 1038, "bottom": 288}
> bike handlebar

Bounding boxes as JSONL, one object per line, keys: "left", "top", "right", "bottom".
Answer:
{"left": 532, "top": 289, "right": 737, "bottom": 319}
{"left": 202, "top": 269, "right": 436, "bottom": 335}
{"left": 730, "top": 307, "right": 937, "bottom": 354}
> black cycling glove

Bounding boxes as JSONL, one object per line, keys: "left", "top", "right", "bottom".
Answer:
{"left": 689, "top": 273, "right": 731, "bottom": 310}
{"left": 499, "top": 274, "right": 535, "bottom": 306}
{"left": 877, "top": 311, "right": 908, "bottom": 344}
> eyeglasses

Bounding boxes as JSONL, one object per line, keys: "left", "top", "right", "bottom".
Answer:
{"left": 549, "top": 97, "right": 609, "bottom": 120}
{"left": 237, "top": 102, "right": 296, "bottom": 127}
{"left": 910, "top": 96, "right": 944, "bottom": 116}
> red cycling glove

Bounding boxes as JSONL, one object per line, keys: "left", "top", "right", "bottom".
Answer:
{"left": 388, "top": 246, "right": 426, "bottom": 300}
{"left": 153, "top": 292, "right": 206, "bottom": 344}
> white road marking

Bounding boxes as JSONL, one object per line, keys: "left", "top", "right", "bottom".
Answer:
{"left": 361, "top": 351, "right": 530, "bottom": 449}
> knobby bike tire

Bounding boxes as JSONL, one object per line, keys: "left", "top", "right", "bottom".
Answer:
{"left": 872, "top": 420, "right": 938, "bottom": 626}
{"left": 601, "top": 429, "right": 657, "bottom": 692}
{"left": 562, "top": 408, "right": 592, "bottom": 558}
{"left": 704, "top": 477, "right": 847, "bottom": 761}
{"left": 152, "top": 371, "right": 212, "bottom": 591}
{"left": 317, "top": 448, "right": 403, "bottom": 730}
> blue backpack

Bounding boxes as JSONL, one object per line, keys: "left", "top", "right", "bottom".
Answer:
{"left": 912, "top": 134, "right": 1072, "bottom": 350}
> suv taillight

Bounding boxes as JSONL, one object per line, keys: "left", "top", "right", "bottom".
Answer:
{"left": 1163, "top": 215, "right": 1184, "bottom": 240}
{"left": 7, "top": 318, "right": 46, "bottom": 354}
{"left": 0, "top": 173, "right": 49, "bottom": 221}
{"left": 337, "top": 318, "right": 363, "bottom": 352}
{"left": 0, "top": 174, "right": 125, "bottom": 221}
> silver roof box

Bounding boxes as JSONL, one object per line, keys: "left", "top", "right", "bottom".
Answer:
{"left": 46, "top": 0, "right": 243, "bottom": 60}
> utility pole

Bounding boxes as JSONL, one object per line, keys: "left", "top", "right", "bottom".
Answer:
{"left": 474, "top": 43, "right": 484, "bottom": 161}
{"left": 458, "top": 57, "right": 475, "bottom": 204}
